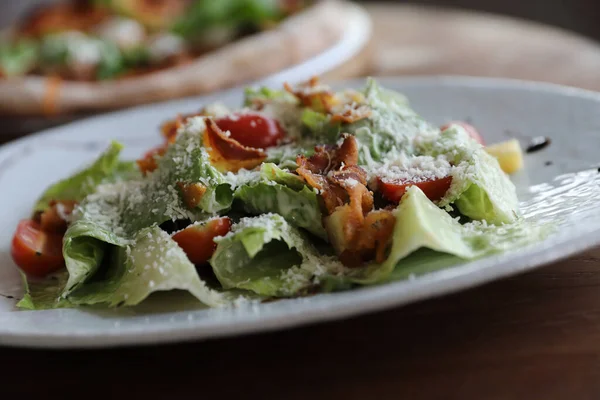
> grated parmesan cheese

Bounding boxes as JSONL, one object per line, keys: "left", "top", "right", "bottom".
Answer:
{"left": 371, "top": 154, "right": 452, "bottom": 184}
{"left": 179, "top": 116, "right": 206, "bottom": 136}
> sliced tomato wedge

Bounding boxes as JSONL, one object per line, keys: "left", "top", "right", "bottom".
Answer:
{"left": 214, "top": 113, "right": 285, "bottom": 149}
{"left": 377, "top": 176, "right": 453, "bottom": 203}
{"left": 172, "top": 217, "right": 232, "bottom": 265}
{"left": 440, "top": 121, "right": 485, "bottom": 145}
{"left": 39, "top": 200, "right": 76, "bottom": 233}
{"left": 11, "top": 219, "right": 64, "bottom": 277}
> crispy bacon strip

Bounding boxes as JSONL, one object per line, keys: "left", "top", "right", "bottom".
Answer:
{"left": 160, "top": 106, "right": 226, "bottom": 144}
{"left": 160, "top": 115, "right": 186, "bottom": 144}
{"left": 284, "top": 77, "right": 339, "bottom": 113}
{"left": 203, "top": 119, "right": 266, "bottom": 173}
{"left": 327, "top": 183, "right": 369, "bottom": 243}
{"left": 137, "top": 145, "right": 168, "bottom": 175}
{"left": 354, "top": 210, "right": 396, "bottom": 264}
{"left": 296, "top": 134, "right": 396, "bottom": 266}
{"left": 331, "top": 104, "right": 372, "bottom": 124}
{"left": 325, "top": 186, "right": 396, "bottom": 267}
{"left": 296, "top": 156, "right": 327, "bottom": 190}
{"left": 334, "top": 133, "right": 359, "bottom": 166}
{"left": 296, "top": 135, "right": 371, "bottom": 214}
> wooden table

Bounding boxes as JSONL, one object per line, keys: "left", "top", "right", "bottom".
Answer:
{"left": 5, "top": 4, "right": 600, "bottom": 399}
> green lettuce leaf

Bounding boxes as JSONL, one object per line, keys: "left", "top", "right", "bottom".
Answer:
{"left": 211, "top": 214, "right": 344, "bottom": 297}
{"left": 346, "top": 78, "right": 434, "bottom": 165}
{"left": 264, "top": 144, "right": 309, "bottom": 170}
{"left": 418, "top": 124, "right": 519, "bottom": 224}
{"left": 20, "top": 227, "right": 238, "bottom": 309}
{"left": 62, "top": 219, "right": 128, "bottom": 295}
{"left": 300, "top": 109, "right": 341, "bottom": 143}
{"left": 157, "top": 131, "right": 233, "bottom": 214}
{"left": 23, "top": 131, "right": 232, "bottom": 304}
{"left": 297, "top": 78, "right": 432, "bottom": 164}
{"left": 244, "top": 86, "right": 297, "bottom": 107}
{"left": 235, "top": 182, "right": 326, "bottom": 239}
{"left": 67, "top": 227, "right": 233, "bottom": 307}
{"left": 17, "top": 270, "right": 71, "bottom": 310}
{"left": 352, "top": 186, "right": 548, "bottom": 284}
{"left": 259, "top": 163, "right": 305, "bottom": 190}
{"left": 34, "top": 141, "right": 127, "bottom": 212}
{"left": 111, "top": 130, "right": 232, "bottom": 234}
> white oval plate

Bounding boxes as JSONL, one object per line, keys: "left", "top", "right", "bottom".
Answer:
{"left": 1, "top": 76, "right": 600, "bottom": 348}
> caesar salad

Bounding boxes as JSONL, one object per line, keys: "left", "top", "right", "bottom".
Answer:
{"left": 11, "top": 77, "right": 547, "bottom": 310}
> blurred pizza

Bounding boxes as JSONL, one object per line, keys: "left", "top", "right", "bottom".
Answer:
{"left": 0, "top": 0, "right": 362, "bottom": 115}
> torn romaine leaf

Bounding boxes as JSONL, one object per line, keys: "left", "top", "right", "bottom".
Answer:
{"left": 34, "top": 141, "right": 128, "bottom": 212}
{"left": 66, "top": 227, "right": 234, "bottom": 307}
{"left": 211, "top": 214, "right": 344, "bottom": 297}
{"left": 235, "top": 182, "right": 326, "bottom": 239}
{"left": 418, "top": 124, "right": 519, "bottom": 224}
{"left": 17, "top": 270, "right": 71, "bottom": 310}
{"left": 244, "top": 86, "right": 297, "bottom": 107}
{"left": 346, "top": 78, "right": 435, "bottom": 165}
{"left": 259, "top": 163, "right": 306, "bottom": 191}
{"left": 351, "top": 186, "right": 548, "bottom": 284}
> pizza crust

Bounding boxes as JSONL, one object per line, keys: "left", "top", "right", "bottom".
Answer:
{"left": 0, "top": 0, "right": 358, "bottom": 116}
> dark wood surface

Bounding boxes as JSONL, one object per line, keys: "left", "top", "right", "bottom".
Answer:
{"left": 4, "top": 4, "right": 600, "bottom": 399}
{"left": 3, "top": 252, "right": 600, "bottom": 399}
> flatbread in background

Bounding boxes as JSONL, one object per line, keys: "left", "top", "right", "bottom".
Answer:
{"left": 0, "top": 0, "right": 360, "bottom": 116}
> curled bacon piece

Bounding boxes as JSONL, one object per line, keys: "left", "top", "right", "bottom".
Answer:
{"left": 284, "top": 76, "right": 339, "bottom": 113}
{"left": 296, "top": 134, "right": 396, "bottom": 267}
{"left": 324, "top": 184, "right": 369, "bottom": 254}
{"left": 325, "top": 188, "right": 395, "bottom": 267}
{"left": 137, "top": 144, "right": 168, "bottom": 175}
{"left": 296, "top": 135, "right": 370, "bottom": 214}
{"left": 342, "top": 210, "right": 396, "bottom": 266}
{"left": 161, "top": 102, "right": 233, "bottom": 144}
{"left": 203, "top": 119, "right": 266, "bottom": 173}
{"left": 160, "top": 115, "right": 186, "bottom": 144}
{"left": 296, "top": 136, "right": 363, "bottom": 210}
{"left": 333, "top": 133, "right": 360, "bottom": 166}
{"left": 331, "top": 104, "right": 372, "bottom": 124}
{"left": 160, "top": 107, "right": 217, "bottom": 144}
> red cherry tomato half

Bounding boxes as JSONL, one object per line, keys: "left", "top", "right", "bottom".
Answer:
{"left": 378, "top": 176, "right": 453, "bottom": 203}
{"left": 11, "top": 219, "right": 65, "bottom": 278}
{"left": 440, "top": 121, "right": 484, "bottom": 145}
{"left": 214, "top": 113, "right": 285, "bottom": 149}
{"left": 172, "top": 217, "right": 232, "bottom": 265}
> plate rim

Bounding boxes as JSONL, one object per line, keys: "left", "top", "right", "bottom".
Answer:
{"left": 1, "top": 75, "right": 599, "bottom": 349}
